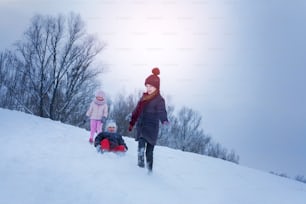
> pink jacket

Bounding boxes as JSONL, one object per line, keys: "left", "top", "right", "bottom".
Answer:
{"left": 86, "top": 101, "right": 108, "bottom": 120}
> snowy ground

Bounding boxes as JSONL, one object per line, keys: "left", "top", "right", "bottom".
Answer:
{"left": 0, "top": 108, "right": 305, "bottom": 204}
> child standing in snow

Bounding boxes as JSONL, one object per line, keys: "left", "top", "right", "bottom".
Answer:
{"left": 128, "top": 68, "right": 168, "bottom": 173}
{"left": 86, "top": 90, "right": 108, "bottom": 144}
{"left": 94, "top": 121, "right": 128, "bottom": 153}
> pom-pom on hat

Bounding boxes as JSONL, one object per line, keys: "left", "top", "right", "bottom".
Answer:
{"left": 145, "top": 67, "right": 160, "bottom": 90}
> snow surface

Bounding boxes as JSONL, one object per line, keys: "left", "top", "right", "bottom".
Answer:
{"left": 0, "top": 108, "right": 305, "bottom": 204}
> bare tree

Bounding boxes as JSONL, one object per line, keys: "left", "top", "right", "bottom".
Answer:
{"left": 0, "top": 52, "right": 10, "bottom": 108}
{"left": 174, "top": 107, "right": 202, "bottom": 150}
{"left": 158, "top": 105, "right": 239, "bottom": 164}
{"left": 109, "top": 91, "right": 141, "bottom": 136}
{"left": 0, "top": 51, "right": 27, "bottom": 111}
{"left": 0, "top": 13, "right": 105, "bottom": 125}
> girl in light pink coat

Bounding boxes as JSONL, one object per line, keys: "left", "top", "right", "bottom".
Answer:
{"left": 86, "top": 90, "right": 108, "bottom": 143}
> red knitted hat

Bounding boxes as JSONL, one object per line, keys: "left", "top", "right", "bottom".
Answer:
{"left": 145, "top": 68, "right": 160, "bottom": 90}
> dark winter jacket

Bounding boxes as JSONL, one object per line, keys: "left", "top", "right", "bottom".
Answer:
{"left": 94, "top": 132, "right": 127, "bottom": 149}
{"left": 130, "top": 92, "right": 168, "bottom": 145}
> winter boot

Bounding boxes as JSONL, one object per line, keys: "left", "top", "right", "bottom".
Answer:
{"left": 147, "top": 161, "right": 153, "bottom": 173}
{"left": 146, "top": 146, "right": 154, "bottom": 173}
{"left": 89, "top": 137, "right": 93, "bottom": 144}
{"left": 96, "top": 145, "right": 102, "bottom": 153}
{"left": 138, "top": 147, "right": 145, "bottom": 168}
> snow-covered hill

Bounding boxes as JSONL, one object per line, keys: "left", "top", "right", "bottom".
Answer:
{"left": 0, "top": 108, "right": 305, "bottom": 204}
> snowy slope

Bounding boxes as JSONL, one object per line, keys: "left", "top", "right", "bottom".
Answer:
{"left": 0, "top": 108, "right": 305, "bottom": 204}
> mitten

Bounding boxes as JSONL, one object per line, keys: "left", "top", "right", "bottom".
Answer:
{"left": 83, "top": 117, "right": 89, "bottom": 124}
{"left": 101, "top": 116, "right": 107, "bottom": 124}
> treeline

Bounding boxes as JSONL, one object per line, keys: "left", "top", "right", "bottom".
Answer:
{"left": 270, "top": 172, "right": 306, "bottom": 184}
{"left": 0, "top": 13, "right": 239, "bottom": 164}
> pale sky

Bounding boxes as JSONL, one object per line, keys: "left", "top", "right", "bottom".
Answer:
{"left": 0, "top": 0, "right": 305, "bottom": 176}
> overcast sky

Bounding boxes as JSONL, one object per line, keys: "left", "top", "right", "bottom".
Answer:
{"left": 0, "top": 0, "right": 305, "bottom": 177}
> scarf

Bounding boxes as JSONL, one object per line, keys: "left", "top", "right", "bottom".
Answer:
{"left": 141, "top": 90, "right": 159, "bottom": 102}
{"left": 94, "top": 98, "right": 106, "bottom": 105}
{"left": 129, "top": 90, "right": 159, "bottom": 126}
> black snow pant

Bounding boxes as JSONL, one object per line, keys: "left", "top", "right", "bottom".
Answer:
{"left": 138, "top": 137, "right": 155, "bottom": 171}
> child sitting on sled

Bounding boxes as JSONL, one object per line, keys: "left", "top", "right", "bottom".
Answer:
{"left": 94, "top": 121, "right": 128, "bottom": 153}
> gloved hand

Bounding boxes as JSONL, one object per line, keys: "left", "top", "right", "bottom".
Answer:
{"left": 83, "top": 117, "right": 89, "bottom": 124}
{"left": 101, "top": 116, "right": 107, "bottom": 124}
{"left": 128, "top": 124, "right": 133, "bottom": 132}
{"left": 124, "top": 144, "right": 128, "bottom": 151}
{"left": 162, "top": 121, "right": 170, "bottom": 125}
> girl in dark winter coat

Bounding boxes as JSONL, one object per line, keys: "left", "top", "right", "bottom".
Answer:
{"left": 94, "top": 121, "right": 128, "bottom": 153}
{"left": 128, "top": 68, "right": 169, "bottom": 172}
